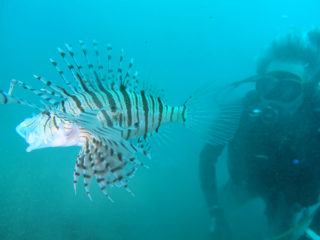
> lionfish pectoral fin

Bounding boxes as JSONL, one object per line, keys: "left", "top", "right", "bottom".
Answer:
{"left": 54, "top": 108, "right": 123, "bottom": 138}
{"left": 73, "top": 134, "right": 144, "bottom": 200}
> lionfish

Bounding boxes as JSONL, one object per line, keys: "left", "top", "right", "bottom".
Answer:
{"left": 0, "top": 41, "right": 240, "bottom": 201}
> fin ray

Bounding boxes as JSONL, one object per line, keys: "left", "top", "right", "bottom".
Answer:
{"left": 184, "top": 82, "right": 242, "bottom": 146}
{"left": 73, "top": 135, "right": 142, "bottom": 200}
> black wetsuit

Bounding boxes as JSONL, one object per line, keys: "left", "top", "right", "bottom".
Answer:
{"left": 200, "top": 87, "right": 320, "bottom": 238}
{"left": 228, "top": 90, "right": 320, "bottom": 207}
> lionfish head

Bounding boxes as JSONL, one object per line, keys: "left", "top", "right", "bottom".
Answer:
{"left": 16, "top": 111, "right": 82, "bottom": 152}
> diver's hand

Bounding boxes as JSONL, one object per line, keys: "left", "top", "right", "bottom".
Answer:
{"left": 209, "top": 207, "right": 232, "bottom": 240}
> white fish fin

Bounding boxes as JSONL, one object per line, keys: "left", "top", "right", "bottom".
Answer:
{"left": 110, "top": 48, "right": 138, "bottom": 91}
{"left": 49, "top": 58, "right": 79, "bottom": 94}
{"left": 138, "top": 123, "right": 179, "bottom": 165}
{"left": 117, "top": 48, "right": 124, "bottom": 88}
{"left": 54, "top": 106, "right": 148, "bottom": 143}
{"left": 73, "top": 135, "right": 143, "bottom": 200}
{"left": 78, "top": 41, "right": 102, "bottom": 91}
{"left": 0, "top": 89, "right": 44, "bottom": 111}
{"left": 83, "top": 143, "right": 94, "bottom": 201}
{"left": 54, "top": 107, "right": 120, "bottom": 134}
{"left": 57, "top": 46, "right": 93, "bottom": 93}
{"left": 150, "top": 122, "right": 178, "bottom": 148}
{"left": 184, "top": 82, "right": 242, "bottom": 146}
{"left": 55, "top": 41, "right": 141, "bottom": 93}
{"left": 10, "top": 79, "right": 60, "bottom": 106}
{"left": 136, "top": 136, "right": 152, "bottom": 159}
{"left": 106, "top": 44, "right": 114, "bottom": 84}
{"left": 0, "top": 75, "right": 68, "bottom": 111}
{"left": 54, "top": 107, "right": 142, "bottom": 158}
{"left": 32, "top": 74, "right": 71, "bottom": 99}
{"left": 92, "top": 40, "right": 104, "bottom": 82}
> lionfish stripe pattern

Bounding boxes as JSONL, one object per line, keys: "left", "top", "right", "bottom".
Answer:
{"left": 0, "top": 41, "right": 241, "bottom": 201}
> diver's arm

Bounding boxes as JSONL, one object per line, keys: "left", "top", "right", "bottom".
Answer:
{"left": 199, "top": 144, "right": 225, "bottom": 217}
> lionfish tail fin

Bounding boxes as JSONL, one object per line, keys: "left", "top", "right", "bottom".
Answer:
{"left": 184, "top": 82, "right": 242, "bottom": 146}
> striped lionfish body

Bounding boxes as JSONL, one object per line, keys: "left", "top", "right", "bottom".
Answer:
{"left": 57, "top": 87, "right": 187, "bottom": 141}
{"left": 0, "top": 41, "right": 240, "bottom": 201}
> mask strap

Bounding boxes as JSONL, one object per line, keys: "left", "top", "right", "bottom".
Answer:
{"left": 231, "top": 75, "right": 260, "bottom": 88}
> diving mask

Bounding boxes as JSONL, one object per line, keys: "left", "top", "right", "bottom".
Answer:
{"left": 256, "top": 71, "right": 303, "bottom": 102}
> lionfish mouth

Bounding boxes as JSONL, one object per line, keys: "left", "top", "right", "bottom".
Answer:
{"left": 16, "top": 121, "right": 41, "bottom": 152}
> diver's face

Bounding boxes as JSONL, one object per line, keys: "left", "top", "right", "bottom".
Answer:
{"left": 257, "top": 61, "right": 307, "bottom": 118}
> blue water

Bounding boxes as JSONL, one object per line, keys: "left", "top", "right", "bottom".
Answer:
{"left": 0, "top": 0, "right": 319, "bottom": 239}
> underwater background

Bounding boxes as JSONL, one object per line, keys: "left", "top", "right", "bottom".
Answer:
{"left": 0, "top": 0, "right": 319, "bottom": 239}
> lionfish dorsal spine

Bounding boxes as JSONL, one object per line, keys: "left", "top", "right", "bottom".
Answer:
{"left": 105, "top": 44, "right": 112, "bottom": 82}
{"left": 58, "top": 46, "right": 91, "bottom": 93}
{"left": 92, "top": 40, "right": 104, "bottom": 82}
{"left": 33, "top": 74, "right": 71, "bottom": 99}
{"left": 78, "top": 41, "right": 103, "bottom": 91}
{"left": 117, "top": 48, "right": 124, "bottom": 88}
{"left": 79, "top": 40, "right": 108, "bottom": 93}
{"left": 49, "top": 58, "right": 79, "bottom": 95}
{"left": 123, "top": 58, "right": 134, "bottom": 90}
{"left": 10, "top": 79, "right": 59, "bottom": 107}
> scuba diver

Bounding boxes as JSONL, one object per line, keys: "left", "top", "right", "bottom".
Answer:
{"left": 200, "top": 28, "right": 320, "bottom": 240}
